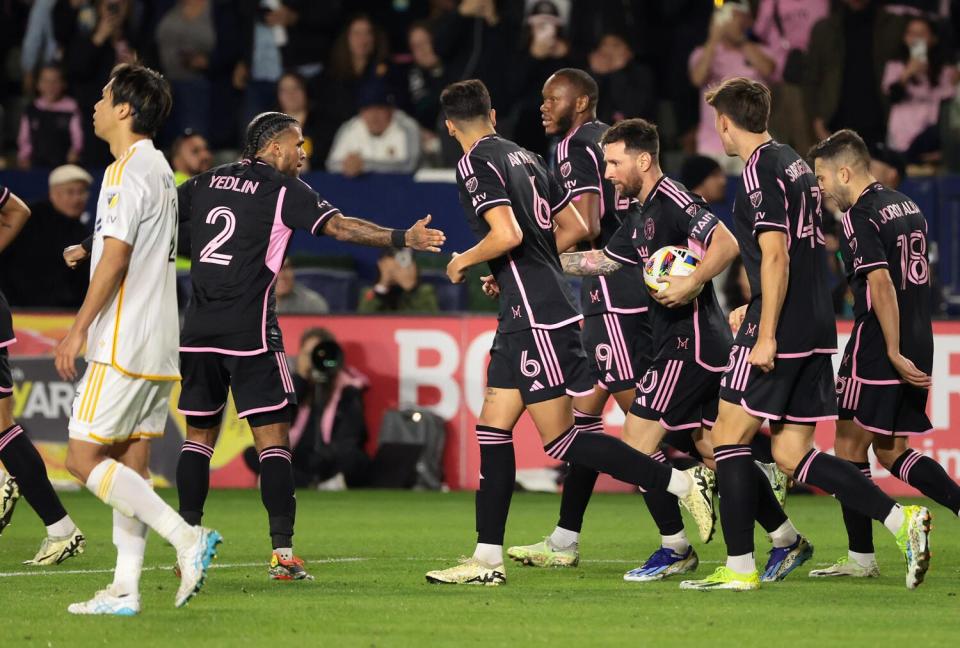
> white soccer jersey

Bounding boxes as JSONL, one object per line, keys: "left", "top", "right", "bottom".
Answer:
{"left": 86, "top": 139, "right": 180, "bottom": 380}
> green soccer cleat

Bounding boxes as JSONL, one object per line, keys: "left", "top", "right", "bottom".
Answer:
{"left": 678, "top": 466, "right": 716, "bottom": 544}
{"left": 895, "top": 505, "right": 932, "bottom": 590}
{"left": 679, "top": 566, "right": 760, "bottom": 591}
{"left": 426, "top": 557, "right": 506, "bottom": 586}
{"left": 0, "top": 471, "right": 19, "bottom": 536}
{"left": 23, "top": 527, "right": 85, "bottom": 566}
{"left": 808, "top": 556, "right": 880, "bottom": 578}
{"left": 507, "top": 538, "right": 579, "bottom": 567}
{"left": 756, "top": 461, "right": 788, "bottom": 509}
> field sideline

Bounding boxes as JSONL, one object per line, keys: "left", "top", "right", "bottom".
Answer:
{"left": 2, "top": 489, "right": 959, "bottom": 647}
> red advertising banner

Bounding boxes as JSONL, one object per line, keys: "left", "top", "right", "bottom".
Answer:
{"left": 10, "top": 313, "right": 960, "bottom": 495}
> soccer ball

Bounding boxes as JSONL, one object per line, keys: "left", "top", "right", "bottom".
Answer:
{"left": 643, "top": 245, "right": 702, "bottom": 295}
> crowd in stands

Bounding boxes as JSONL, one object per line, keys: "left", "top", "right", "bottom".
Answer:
{"left": 1, "top": 0, "right": 958, "bottom": 314}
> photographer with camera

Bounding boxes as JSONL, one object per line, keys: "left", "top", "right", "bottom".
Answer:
{"left": 358, "top": 248, "right": 438, "bottom": 314}
{"left": 244, "top": 328, "right": 371, "bottom": 490}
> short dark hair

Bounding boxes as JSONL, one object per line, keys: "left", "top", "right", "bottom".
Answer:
{"left": 108, "top": 63, "right": 172, "bottom": 137}
{"left": 440, "top": 79, "right": 492, "bottom": 122}
{"left": 704, "top": 77, "right": 771, "bottom": 134}
{"left": 242, "top": 111, "right": 299, "bottom": 159}
{"left": 807, "top": 128, "right": 871, "bottom": 170}
{"left": 600, "top": 118, "right": 659, "bottom": 159}
{"left": 551, "top": 68, "right": 599, "bottom": 111}
{"left": 171, "top": 128, "right": 204, "bottom": 158}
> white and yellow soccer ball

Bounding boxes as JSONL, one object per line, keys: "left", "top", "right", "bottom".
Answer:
{"left": 643, "top": 245, "right": 702, "bottom": 296}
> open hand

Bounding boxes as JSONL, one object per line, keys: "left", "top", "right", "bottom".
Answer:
{"left": 54, "top": 328, "right": 85, "bottom": 381}
{"left": 406, "top": 214, "right": 446, "bottom": 253}
{"left": 889, "top": 352, "right": 932, "bottom": 388}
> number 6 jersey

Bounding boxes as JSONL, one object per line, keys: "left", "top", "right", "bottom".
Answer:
{"left": 178, "top": 159, "right": 340, "bottom": 354}
{"left": 839, "top": 182, "right": 933, "bottom": 381}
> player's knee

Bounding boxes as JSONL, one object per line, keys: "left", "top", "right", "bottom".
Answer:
{"left": 872, "top": 446, "right": 900, "bottom": 471}
{"left": 186, "top": 412, "right": 223, "bottom": 433}
{"left": 771, "top": 446, "right": 801, "bottom": 478}
{"left": 64, "top": 453, "right": 90, "bottom": 483}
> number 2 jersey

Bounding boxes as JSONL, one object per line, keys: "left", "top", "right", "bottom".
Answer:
{"left": 839, "top": 182, "right": 932, "bottom": 380}
{"left": 455, "top": 134, "right": 580, "bottom": 333}
{"left": 551, "top": 120, "right": 648, "bottom": 316}
{"left": 178, "top": 159, "right": 340, "bottom": 353}
{"left": 733, "top": 140, "right": 837, "bottom": 355}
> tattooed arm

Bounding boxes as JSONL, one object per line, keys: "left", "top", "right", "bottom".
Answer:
{"left": 323, "top": 213, "right": 446, "bottom": 252}
{"left": 559, "top": 249, "right": 623, "bottom": 276}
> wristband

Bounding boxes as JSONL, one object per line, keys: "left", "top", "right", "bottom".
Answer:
{"left": 391, "top": 229, "right": 407, "bottom": 248}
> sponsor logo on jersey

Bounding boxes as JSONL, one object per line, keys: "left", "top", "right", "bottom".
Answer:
{"left": 560, "top": 161, "right": 572, "bottom": 177}
{"left": 750, "top": 191, "right": 763, "bottom": 208}
{"left": 466, "top": 177, "right": 479, "bottom": 193}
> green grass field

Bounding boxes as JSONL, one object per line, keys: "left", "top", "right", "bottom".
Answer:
{"left": 2, "top": 489, "right": 959, "bottom": 647}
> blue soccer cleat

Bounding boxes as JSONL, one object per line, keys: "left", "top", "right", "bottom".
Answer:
{"left": 624, "top": 546, "right": 699, "bottom": 582}
{"left": 761, "top": 535, "right": 813, "bottom": 582}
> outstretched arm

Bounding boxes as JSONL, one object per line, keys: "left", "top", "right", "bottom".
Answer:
{"left": 559, "top": 249, "right": 623, "bottom": 276}
{"left": 322, "top": 213, "right": 446, "bottom": 252}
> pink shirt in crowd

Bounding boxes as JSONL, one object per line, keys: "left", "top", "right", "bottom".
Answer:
{"left": 753, "top": 0, "right": 830, "bottom": 79}
{"left": 17, "top": 96, "right": 84, "bottom": 164}
{"left": 882, "top": 61, "right": 956, "bottom": 152}
{"left": 689, "top": 43, "right": 775, "bottom": 156}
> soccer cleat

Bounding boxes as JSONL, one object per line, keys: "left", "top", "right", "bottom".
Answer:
{"left": 0, "top": 472, "right": 19, "bottom": 536}
{"left": 507, "top": 538, "right": 579, "bottom": 567}
{"left": 269, "top": 552, "right": 314, "bottom": 580}
{"left": 425, "top": 557, "right": 506, "bottom": 586}
{"left": 679, "top": 566, "right": 760, "bottom": 591}
{"left": 67, "top": 586, "right": 140, "bottom": 616}
{"left": 678, "top": 466, "right": 716, "bottom": 544}
{"left": 808, "top": 556, "right": 880, "bottom": 578}
{"left": 756, "top": 460, "right": 788, "bottom": 509}
{"left": 23, "top": 528, "right": 86, "bottom": 565}
{"left": 624, "top": 546, "right": 699, "bottom": 582}
{"left": 895, "top": 504, "right": 932, "bottom": 590}
{"left": 175, "top": 526, "right": 222, "bottom": 608}
{"left": 761, "top": 535, "right": 813, "bottom": 582}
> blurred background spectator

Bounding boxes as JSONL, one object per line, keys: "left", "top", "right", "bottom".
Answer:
{"left": 17, "top": 64, "right": 82, "bottom": 169}
{"left": 155, "top": 0, "right": 215, "bottom": 138}
{"left": 276, "top": 258, "right": 330, "bottom": 315}
{"left": 358, "top": 249, "right": 438, "bottom": 314}
{"left": 689, "top": 0, "right": 776, "bottom": 170}
{"left": 0, "top": 164, "right": 91, "bottom": 308}
{"left": 170, "top": 128, "right": 213, "bottom": 186}
{"left": 588, "top": 33, "right": 656, "bottom": 126}
{"left": 275, "top": 71, "right": 324, "bottom": 171}
{"left": 326, "top": 82, "right": 420, "bottom": 177}
{"left": 403, "top": 21, "right": 447, "bottom": 166}
{"left": 680, "top": 154, "right": 727, "bottom": 205}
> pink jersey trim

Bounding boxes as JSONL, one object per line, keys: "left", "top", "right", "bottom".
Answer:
{"left": 602, "top": 247, "right": 637, "bottom": 266}
{"left": 531, "top": 315, "right": 584, "bottom": 330}
{"left": 237, "top": 398, "right": 290, "bottom": 419}
{"left": 693, "top": 301, "right": 728, "bottom": 372}
{"left": 740, "top": 398, "right": 783, "bottom": 421}
{"left": 658, "top": 418, "right": 701, "bottom": 432}
{"left": 584, "top": 147, "right": 606, "bottom": 219}
{"left": 853, "top": 416, "right": 933, "bottom": 437}
{"left": 784, "top": 414, "right": 838, "bottom": 423}
{"left": 854, "top": 260, "right": 889, "bottom": 274}
{"left": 0, "top": 386, "right": 12, "bottom": 393}
{"left": 179, "top": 345, "right": 266, "bottom": 356}
{"left": 566, "top": 388, "right": 595, "bottom": 397}
{"left": 775, "top": 348, "right": 837, "bottom": 358}
{"left": 177, "top": 403, "right": 227, "bottom": 416}
{"left": 486, "top": 160, "right": 506, "bottom": 187}
{"left": 0, "top": 338, "right": 17, "bottom": 349}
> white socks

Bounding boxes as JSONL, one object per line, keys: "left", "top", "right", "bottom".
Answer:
{"left": 726, "top": 553, "right": 755, "bottom": 574}
{"left": 661, "top": 530, "right": 690, "bottom": 553}
{"left": 768, "top": 519, "right": 799, "bottom": 549}
{"left": 848, "top": 550, "right": 876, "bottom": 568}
{"left": 473, "top": 543, "right": 503, "bottom": 566}
{"left": 883, "top": 504, "right": 905, "bottom": 535}
{"left": 112, "top": 509, "right": 147, "bottom": 596}
{"left": 275, "top": 547, "right": 293, "bottom": 561}
{"left": 667, "top": 469, "right": 691, "bottom": 498}
{"left": 549, "top": 526, "right": 579, "bottom": 549}
{"left": 46, "top": 515, "right": 77, "bottom": 538}
{"left": 86, "top": 459, "right": 197, "bottom": 553}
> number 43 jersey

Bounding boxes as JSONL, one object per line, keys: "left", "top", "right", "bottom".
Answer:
{"left": 839, "top": 182, "right": 933, "bottom": 380}
{"left": 178, "top": 159, "right": 339, "bottom": 354}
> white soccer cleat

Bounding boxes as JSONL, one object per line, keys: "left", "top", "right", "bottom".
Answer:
{"left": 678, "top": 466, "right": 716, "bottom": 544}
{"left": 808, "top": 556, "right": 880, "bottom": 578}
{"left": 175, "top": 526, "right": 222, "bottom": 608}
{"left": 0, "top": 471, "right": 19, "bottom": 536}
{"left": 507, "top": 538, "right": 579, "bottom": 567}
{"left": 68, "top": 586, "right": 140, "bottom": 616}
{"left": 426, "top": 557, "right": 506, "bottom": 586}
{"left": 23, "top": 528, "right": 86, "bottom": 565}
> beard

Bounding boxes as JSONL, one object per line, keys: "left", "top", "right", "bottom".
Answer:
{"left": 553, "top": 110, "right": 574, "bottom": 134}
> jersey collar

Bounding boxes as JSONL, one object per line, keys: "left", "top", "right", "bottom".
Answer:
{"left": 642, "top": 174, "right": 667, "bottom": 208}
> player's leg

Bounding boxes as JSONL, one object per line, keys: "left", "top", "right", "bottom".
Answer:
{"left": 176, "top": 351, "right": 229, "bottom": 526}
{"left": 0, "top": 350, "right": 81, "bottom": 557}
{"left": 876, "top": 435, "right": 960, "bottom": 518}
{"left": 809, "top": 420, "right": 880, "bottom": 578}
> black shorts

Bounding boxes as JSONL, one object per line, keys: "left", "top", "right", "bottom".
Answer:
{"left": 178, "top": 351, "right": 297, "bottom": 423}
{"left": 836, "top": 362, "right": 932, "bottom": 436}
{"left": 719, "top": 345, "right": 837, "bottom": 423}
{"left": 581, "top": 312, "right": 652, "bottom": 393}
{"left": 487, "top": 324, "right": 594, "bottom": 405}
{"left": 0, "top": 347, "right": 11, "bottom": 400}
{"left": 630, "top": 358, "right": 720, "bottom": 430}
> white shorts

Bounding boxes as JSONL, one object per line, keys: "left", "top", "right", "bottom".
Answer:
{"left": 68, "top": 362, "right": 173, "bottom": 445}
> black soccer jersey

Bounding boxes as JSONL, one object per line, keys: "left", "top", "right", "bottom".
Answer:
{"left": 455, "top": 134, "right": 580, "bottom": 333}
{"left": 603, "top": 175, "right": 731, "bottom": 369}
{"left": 0, "top": 185, "right": 15, "bottom": 346}
{"left": 178, "top": 160, "right": 339, "bottom": 353}
{"left": 732, "top": 140, "right": 837, "bottom": 355}
{"left": 552, "top": 121, "right": 647, "bottom": 316}
{"left": 839, "top": 183, "right": 933, "bottom": 380}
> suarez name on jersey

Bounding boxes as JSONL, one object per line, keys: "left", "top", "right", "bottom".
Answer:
{"left": 178, "top": 159, "right": 339, "bottom": 354}
{"left": 552, "top": 120, "right": 647, "bottom": 317}
{"left": 840, "top": 182, "right": 933, "bottom": 382}
{"left": 603, "top": 175, "right": 731, "bottom": 369}
{"left": 455, "top": 134, "right": 580, "bottom": 333}
{"left": 733, "top": 140, "right": 837, "bottom": 355}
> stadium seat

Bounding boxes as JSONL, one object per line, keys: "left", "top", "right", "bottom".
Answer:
{"left": 295, "top": 268, "right": 359, "bottom": 312}
{"left": 418, "top": 269, "right": 468, "bottom": 312}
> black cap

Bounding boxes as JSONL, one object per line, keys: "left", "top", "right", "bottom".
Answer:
{"left": 679, "top": 155, "right": 722, "bottom": 190}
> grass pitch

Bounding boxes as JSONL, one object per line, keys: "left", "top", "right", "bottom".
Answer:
{"left": 2, "top": 489, "right": 959, "bottom": 647}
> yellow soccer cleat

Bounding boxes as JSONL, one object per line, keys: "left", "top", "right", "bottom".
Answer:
{"left": 808, "top": 556, "right": 880, "bottom": 578}
{"left": 680, "top": 566, "right": 760, "bottom": 591}
{"left": 23, "top": 527, "right": 85, "bottom": 566}
{"left": 895, "top": 505, "right": 932, "bottom": 590}
{"left": 679, "top": 466, "right": 716, "bottom": 544}
{"left": 426, "top": 557, "right": 506, "bottom": 586}
{"left": 507, "top": 538, "right": 579, "bottom": 567}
